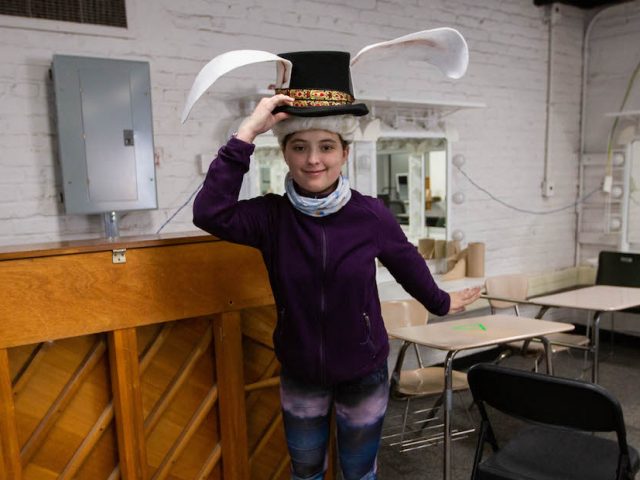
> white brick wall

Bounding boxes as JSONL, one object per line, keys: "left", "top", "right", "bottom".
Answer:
{"left": 449, "top": 2, "right": 585, "bottom": 275}
{"left": 584, "top": 1, "right": 640, "bottom": 154}
{"left": 579, "top": 1, "right": 640, "bottom": 264}
{"left": 0, "top": 0, "right": 587, "bottom": 277}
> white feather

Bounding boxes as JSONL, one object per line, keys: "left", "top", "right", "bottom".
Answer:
{"left": 351, "top": 28, "right": 469, "bottom": 80}
{"left": 181, "top": 50, "right": 292, "bottom": 124}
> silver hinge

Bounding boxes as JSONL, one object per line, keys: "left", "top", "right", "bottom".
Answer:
{"left": 112, "top": 248, "right": 127, "bottom": 264}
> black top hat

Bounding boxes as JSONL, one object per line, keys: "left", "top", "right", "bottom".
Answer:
{"left": 273, "top": 51, "right": 369, "bottom": 117}
{"left": 182, "top": 29, "right": 468, "bottom": 124}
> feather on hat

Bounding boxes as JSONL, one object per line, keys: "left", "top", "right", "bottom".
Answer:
{"left": 181, "top": 27, "right": 469, "bottom": 124}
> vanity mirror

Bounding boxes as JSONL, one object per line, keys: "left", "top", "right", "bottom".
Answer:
{"left": 376, "top": 137, "right": 448, "bottom": 240}
{"left": 238, "top": 138, "right": 286, "bottom": 199}
{"left": 233, "top": 92, "right": 485, "bottom": 244}
{"left": 243, "top": 132, "right": 453, "bottom": 245}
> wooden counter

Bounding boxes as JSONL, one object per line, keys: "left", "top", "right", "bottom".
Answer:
{"left": 0, "top": 233, "right": 324, "bottom": 479}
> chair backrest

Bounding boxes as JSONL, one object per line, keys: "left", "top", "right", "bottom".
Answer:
{"left": 468, "top": 363, "right": 629, "bottom": 445}
{"left": 387, "top": 200, "right": 406, "bottom": 215}
{"left": 596, "top": 251, "right": 640, "bottom": 287}
{"left": 485, "top": 274, "right": 528, "bottom": 310}
{"left": 380, "top": 299, "right": 428, "bottom": 331}
{"left": 597, "top": 251, "right": 640, "bottom": 314}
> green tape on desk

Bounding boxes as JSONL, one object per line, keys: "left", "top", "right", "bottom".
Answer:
{"left": 452, "top": 323, "right": 487, "bottom": 331}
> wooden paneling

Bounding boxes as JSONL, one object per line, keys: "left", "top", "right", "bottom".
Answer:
{"left": 0, "top": 235, "right": 335, "bottom": 480}
{"left": 0, "top": 232, "right": 211, "bottom": 260}
{"left": 109, "top": 328, "right": 148, "bottom": 479}
{"left": 141, "top": 319, "right": 221, "bottom": 480}
{"left": 213, "top": 312, "right": 250, "bottom": 480}
{"left": 20, "top": 338, "right": 107, "bottom": 464}
{"left": 0, "top": 237, "right": 272, "bottom": 349}
{"left": 10, "top": 334, "right": 117, "bottom": 479}
{"left": 0, "top": 349, "right": 21, "bottom": 479}
{"left": 241, "top": 307, "right": 289, "bottom": 480}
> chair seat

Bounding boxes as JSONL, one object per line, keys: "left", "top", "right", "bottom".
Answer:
{"left": 507, "top": 332, "right": 590, "bottom": 354}
{"left": 396, "top": 367, "right": 468, "bottom": 396}
{"left": 477, "top": 425, "right": 640, "bottom": 480}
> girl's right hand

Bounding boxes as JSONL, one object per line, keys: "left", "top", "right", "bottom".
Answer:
{"left": 235, "top": 94, "right": 294, "bottom": 144}
{"left": 448, "top": 286, "right": 482, "bottom": 314}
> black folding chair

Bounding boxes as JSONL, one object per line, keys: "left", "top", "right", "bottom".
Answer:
{"left": 596, "top": 251, "right": 640, "bottom": 308}
{"left": 596, "top": 251, "right": 640, "bottom": 351}
{"left": 468, "top": 363, "right": 639, "bottom": 480}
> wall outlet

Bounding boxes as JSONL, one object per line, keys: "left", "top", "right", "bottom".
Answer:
{"left": 542, "top": 180, "right": 555, "bottom": 197}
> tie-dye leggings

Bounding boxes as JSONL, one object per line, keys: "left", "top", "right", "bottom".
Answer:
{"left": 279, "top": 365, "right": 389, "bottom": 480}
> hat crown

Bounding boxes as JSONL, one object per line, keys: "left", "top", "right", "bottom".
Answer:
{"left": 277, "top": 51, "right": 354, "bottom": 96}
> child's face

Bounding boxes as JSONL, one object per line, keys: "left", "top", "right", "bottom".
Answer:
{"left": 283, "top": 129, "right": 348, "bottom": 195}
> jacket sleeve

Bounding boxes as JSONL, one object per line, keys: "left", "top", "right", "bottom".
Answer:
{"left": 192, "top": 136, "right": 271, "bottom": 249}
{"left": 376, "top": 205, "right": 451, "bottom": 316}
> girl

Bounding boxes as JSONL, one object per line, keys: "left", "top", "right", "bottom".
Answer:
{"left": 193, "top": 50, "right": 479, "bottom": 480}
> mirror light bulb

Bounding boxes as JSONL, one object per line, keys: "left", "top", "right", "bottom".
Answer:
{"left": 452, "top": 191, "right": 465, "bottom": 204}
{"left": 612, "top": 152, "right": 625, "bottom": 166}
{"left": 452, "top": 229, "right": 465, "bottom": 242}
{"left": 452, "top": 154, "right": 466, "bottom": 168}
{"left": 611, "top": 185, "right": 623, "bottom": 198}
{"left": 609, "top": 217, "right": 622, "bottom": 231}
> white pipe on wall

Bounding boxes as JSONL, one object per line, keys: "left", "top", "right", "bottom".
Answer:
{"left": 575, "top": 4, "right": 624, "bottom": 265}
{"left": 542, "top": 4, "right": 555, "bottom": 194}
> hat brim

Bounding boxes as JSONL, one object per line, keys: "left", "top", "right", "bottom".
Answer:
{"left": 273, "top": 103, "right": 369, "bottom": 117}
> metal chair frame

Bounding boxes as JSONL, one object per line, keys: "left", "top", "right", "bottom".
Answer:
{"left": 380, "top": 299, "right": 472, "bottom": 452}
{"left": 485, "top": 274, "right": 591, "bottom": 375}
{"left": 595, "top": 251, "right": 640, "bottom": 355}
{"left": 468, "top": 363, "right": 639, "bottom": 480}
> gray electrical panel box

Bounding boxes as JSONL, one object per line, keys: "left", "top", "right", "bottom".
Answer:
{"left": 52, "top": 55, "right": 157, "bottom": 214}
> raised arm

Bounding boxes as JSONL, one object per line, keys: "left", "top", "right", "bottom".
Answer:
{"left": 235, "top": 94, "right": 294, "bottom": 143}
{"left": 192, "top": 94, "right": 294, "bottom": 246}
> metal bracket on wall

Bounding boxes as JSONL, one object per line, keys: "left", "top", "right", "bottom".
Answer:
{"left": 112, "top": 248, "right": 127, "bottom": 264}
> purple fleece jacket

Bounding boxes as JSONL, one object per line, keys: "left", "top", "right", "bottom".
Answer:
{"left": 193, "top": 136, "right": 450, "bottom": 385}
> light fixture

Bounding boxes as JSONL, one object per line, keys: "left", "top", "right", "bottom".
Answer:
{"left": 612, "top": 152, "right": 625, "bottom": 166}
{"left": 609, "top": 217, "right": 622, "bottom": 231}
{"left": 452, "top": 154, "right": 465, "bottom": 168}
{"left": 452, "top": 191, "right": 465, "bottom": 204}
{"left": 452, "top": 229, "right": 465, "bottom": 242}
{"left": 611, "top": 185, "right": 623, "bottom": 199}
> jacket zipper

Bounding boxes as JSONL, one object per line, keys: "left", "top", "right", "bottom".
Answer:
{"left": 320, "top": 226, "right": 327, "bottom": 385}
{"left": 363, "top": 312, "right": 371, "bottom": 338}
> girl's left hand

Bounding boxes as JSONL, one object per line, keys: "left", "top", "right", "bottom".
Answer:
{"left": 448, "top": 286, "right": 482, "bottom": 314}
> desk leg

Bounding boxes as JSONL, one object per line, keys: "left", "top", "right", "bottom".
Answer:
{"left": 592, "top": 312, "right": 601, "bottom": 383}
{"left": 535, "top": 306, "right": 550, "bottom": 319}
{"left": 541, "top": 337, "right": 553, "bottom": 375}
{"left": 443, "top": 351, "right": 457, "bottom": 480}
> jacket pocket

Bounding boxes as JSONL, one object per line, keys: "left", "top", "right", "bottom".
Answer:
{"left": 359, "top": 312, "right": 374, "bottom": 347}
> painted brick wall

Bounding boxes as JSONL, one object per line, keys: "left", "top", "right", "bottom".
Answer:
{"left": 0, "top": 0, "right": 586, "bottom": 276}
{"left": 579, "top": 1, "right": 640, "bottom": 264}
